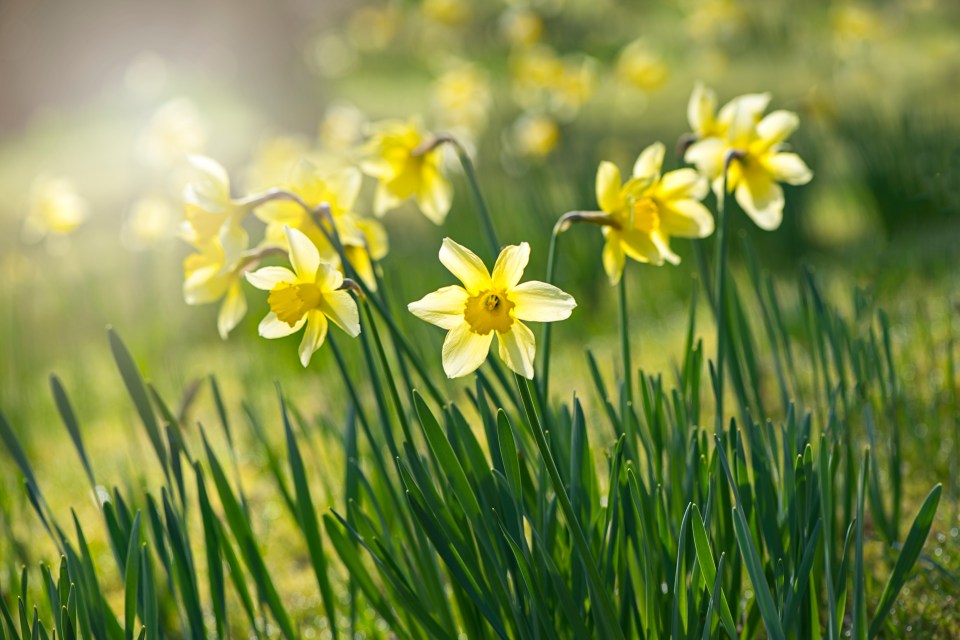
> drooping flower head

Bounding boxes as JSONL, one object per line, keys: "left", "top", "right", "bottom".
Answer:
{"left": 182, "top": 228, "right": 249, "bottom": 340}
{"left": 408, "top": 238, "right": 576, "bottom": 379}
{"left": 181, "top": 155, "right": 247, "bottom": 256}
{"left": 246, "top": 226, "right": 360, "bottom": 367}
{"left": 255, "top": 162, "right": 388, "bottom": 290}
{"left": 360, "top": 120, "right": 453, "bottom": 225}
{"left": 684, "top": 84, "right": 813, "bottom": 230}
{"left": 595, "top": 142, "right": 715, "bottom": 284}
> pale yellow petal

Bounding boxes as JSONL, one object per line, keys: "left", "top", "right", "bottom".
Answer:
{"left": 659, "top": 199, "right": 715, "bottom": 238}
{"left": 595, "top": 161, "right": 624, "bottom": 214}
{"left": 736, "top": 170, "right": 785, "bottom": 231}
{"left": 764, "top": 152, "right": 813, "bottom": 185}
{"left": 684, "top": 137, "right": 726, "bottom": 181}
{"left": 285, "top": 226, "right": 321, "bottom": 280}
{"left": 245, "top": 266, "right": 297, "bottom": 291}
{"left": 320, "top": 290, "right": 361, "bottom": 337}
{"left": 335, "top": 167, "right": 363, "bottom": 213}
{"left": 688, "top": 82, "right": 717, "bottom": 136}
{"left": 442, "top": 322, "right": 493, "bottom": 378}
{"left": 601, "top": 234, "right": 626, "bottom": 286}
{"left": 620, "top": 229, "right": 663, "bottom": 265}
{"left": 417, "top": 167, "right": 453, "bottom": 225}
{"left": 717, "top": 93, "right": 771, "bottom": 130}
{"left": 510, "top": 281, "right": 576, "bottom": 323}
{"left": 632, "top": 142, "right": 665, "bottom": 183}
{"left": 356, "top": 218, "right": 389, "bottom": 260}
{"left": 492, "top": 242, "right": 530, "bottom": 290}
{"left": 650, "top": 231, "right": 680, "bottom": 265}
{"left": 299, "top": 311, "right": 329, "bottom": 367}
{"left": 498, "top": 320, "right": 536, "bottom": 379}
{"left": 439, "top": 237, "right": 491, "bottom": 293}
{"left": 218, "top": 223, "right": 248, "bottom": 267}
{"left": 408, "top": 285, "right": 469, "bottom": 329}
{"left": 217, "top": 279, "right": 247, "bottom": 339}
{"left": 316, "top": 261, "right": 344, "bottom": 292}
{"left": 756, "top": 110, "right": 799, "bottom": 150}
{"left": 183, "top": 265, "right": 229, "bottom": 304}
{"left": 373, "top": 181, "right": 402, "bottom": 217}
{"left": 259, "top": 311, "right": 306, "bottom": 338}
{"left": 657, "top": 168, "right": 708, "bottom": 201}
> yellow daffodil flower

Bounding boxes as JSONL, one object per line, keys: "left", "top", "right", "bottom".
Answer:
{"left": 431, "top": 62, "right": 492, "bottom": 139}
{"left": 181, "top": 155, "right": 247, "bottom": 260}
{"left": 182, "top": 230, "right": 249, "bottom": 339}
{"left": 137, "top": 97, "right": 207, "bottom": 169}
{"left": 408, "top": 238, "right": 576, "bottom": 379}
{"left": 246, "top": 226, "right": 361, "bottom": 367}
{"left": 499, "top": 7, "right": 543, "bottom": 49}
{"left": 22, "top": 175, "right": 89, "bottom": 243}
{"left": 686, "top": 82, "right": 771, "bottom": 141}
{"left": 616, "top": 40, "right": 668, "bottom": 93}
{"left": 512, "top": 113, "right": 560, "bottom": 158}
{"left": 360, "top": 120, "right": 453, "bottom": 225}
{"left": 256, "top": 162, "right": 388, "bottom": 289}
{"left": 596, "top": 142, "right": 715, "bottom": 284}
{"left": 684, "top": 87, "right": 813, "bottom": 230}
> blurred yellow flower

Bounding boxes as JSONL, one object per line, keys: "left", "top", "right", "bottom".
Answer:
{"left": 499, "top": 6, "right": 543, "bottom": 48}
{"left": 255, "top": 162, "right": 388, "bottom": 289}
{"left": 182, "top": 232, "right": 249, "bottom": 339}
{"left": 422, "top": 0, "right": 471, "bottom": 27}
{"left": 122, "top": 194, "right": 176, "bottom": 250}
{"left": 347, "top": 5, "right": 400, "bottom": 52}
{"left": 686, "top": 82, "right": 771, "bottom": 141}
{"left": 616, "top": 40, "right": 668, "bottom": 93}
{"left": 431, "top": 62, "right": 492, "bottom": 138}
{"left": 22, "top": 175, "right": 88, "bottom": 243}
{"left": 360, "top": 120, "right": 452, "bottom": 224}
{"left": 409, "top": 238, "right": 575, "bottom": 379}
{"left": 684, "top": 88, "right": 813, "bottom": 230}
{"left": 596, "top": 143, "right": 715, "bottom": 284}
{"left": 137, "top": 97, "right": 207, "bottom": 169}
{"left": 319, "top": 102, "right": 367, "bottom": 153}
{"left": 181, "top": 156, "right": 247, "bottom": 258}
{"left": 244, "top": 136, "right": 310, "bottom": 193}
{"left": 511, "top": 46, "right": 596, "bottom": 119}
{"left": 511, "top": 113, "right": 559, "bottom": 158}
{"left": 246, "top": 226, "right": 360, "bottom": 367}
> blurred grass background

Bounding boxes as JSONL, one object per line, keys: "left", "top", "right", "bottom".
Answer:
{"left": 1, "top": 0, "right": 959, "bottom": 634}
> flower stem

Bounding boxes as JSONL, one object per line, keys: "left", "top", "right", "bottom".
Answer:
{"left": 538, "top": 225, "right": 561, "bottom": 401}
{"left": 442, "top": 137, "right": 500, "bottom": 259}
{"left": 619, "top": 269, "right": 633, "bottom": 408}
{"left": 714, "top": 163, "right": 732, "bottom": 434}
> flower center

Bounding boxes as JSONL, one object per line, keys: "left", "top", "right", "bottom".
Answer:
{"left": 269, "top": 282, "right": 323, "bottom": 326}
{"left": 464, "top": 289, "right": 515, "bottom": 335}
{"left": 630, "top": 197, "right": 661, "bottom": 233}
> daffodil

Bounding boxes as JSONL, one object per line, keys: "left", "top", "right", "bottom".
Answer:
{"left": 596, "top": 142, "right": 715, "bottom": 284}
{"left": 137, "top": 97, "right": 207, "bottom": 169}
{"left": 182, "top": 230, "right": 249, "bottom": 339}
{"left": 181, "top": 156, "right": 247, "bottom": 262}
{"left": 684, "top": 87, "right": 813, "bottom": 230}
{"left": 616, "top": 39, "right": 668, "bottom": 93}
{"left": 246, "top": 226, "right": 361, "bottom": 367}
{"left": 360, "top": 120, "right": 453, "bottom": 225}
{"left": 686, "top": 82, "right": 771, "bottom": 141}
{"left": 408, "top": 238, "right": 575, "bottom": 379}
{"left": 255, "top": 162, "right": 388, "bottom": 289}
{"left": 22, "top": 175, "right": 88, "bottom": 243}
{"left": 511, "top": 113, "right": 559, "bottom": 158}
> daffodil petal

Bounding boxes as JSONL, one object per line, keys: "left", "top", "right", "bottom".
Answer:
{"left": 408, "top": 285, "right": 469, "bottom": 329}
{"left": 442, "top": 322, "right": 493, "bottom": 378}
{"left": 595, "top": 161, "right": 623, "bottom": 214}
{"left": 688, "top": 82, "right": 717, "bottom": 136}
{"left": 184, "top": 264, "right": 229, "bottom": 304}
{"left": 356, "top": 218, "right": 389, "bottom": 260}
{"left": 245, "top": 266, "right": 297, "bottom": 291}
{"left": 765, "top": 152, "right": 813, "bottom": 185}
{"left": 736, "top": 171, "right": 785, "bottom": 231}
{"left": 510, "top": 281, "right": 576, "bottom": 322}
{"left": 492, "top": 242, "right": 530, "bottom": 290}
{"left": 602, "top": 234, "right": 626, "bottom": 286}
{"left": 498, "top": 321, "right": 536, "bottom": 379}
{"left": 218, "top": 223, "right": 249, "bottom": 268}
{"left": 632, "top": 142, "right": 665, "bottom": 183}
{"left": 320, "top": 290, "right": 361, "bottom": 337}
{"left": 417, "top": 166, "right": 452, "bottom": 225}
{"left": 336, "top": 167, "right": 363, "bottom": 212}
{"left": 217, "top": 279, "right": 247, "bottom": 340}
{"left": 657, "top": 168, "right": 708, "bottom": 201}
{"left": 620, "top": 229, "right": 663, "bottom": 265}
{"left": 299, "top": 311, "right": 329, "bottom": 367}
{"left": 717, "top": 93, "right": 771, "bottom": 130}
{"left": 650, "top": 231, "right": 680, "bottom": 265}
{"left": 285, "top": 226, "right": 321, "bottom": 280}
{"left": 316, "top": 262, "right": 344, "bottom": 292}
{"left": 684, "top": 137, "right": 726, "bottom": 181}
{"left": 756, "top": 110, "right": 799, "bottom": 149}
{"left": 439, "top": 238, "right": 491, "bottom": 293}
{"left": 373, "top": 181, "right": 402, "bottom": 217}
{"left": 259, "top": 311, "right": 306, "bottom": 338}
{"left": 660, "top": 199, "right": 715, "bottom": 238}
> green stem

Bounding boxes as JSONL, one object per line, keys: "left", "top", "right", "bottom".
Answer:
{"left": 515, "top": 374, "right": 625, "bottom": 640}
{"left": 714, "top": 163, "right": 732, "bottom": 434}
{"left": 619, "top": 269, "right": 633, "bottom": 408}
{"left": 538, "top": 226, "right": 561, "bottom": 401}
{"left": 446, "top": 138, "right": 500, "bottom": 259}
